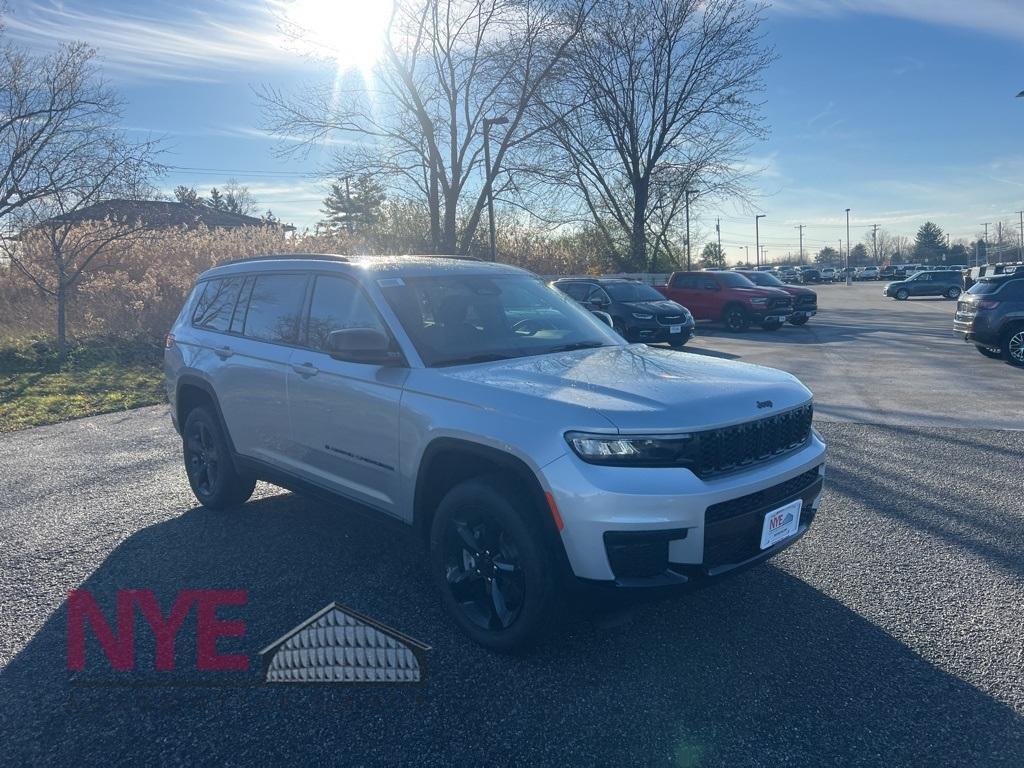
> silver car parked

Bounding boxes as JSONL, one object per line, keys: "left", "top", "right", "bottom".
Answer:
{"left": 165, "top": 255, "right": 827, "bottom": 650}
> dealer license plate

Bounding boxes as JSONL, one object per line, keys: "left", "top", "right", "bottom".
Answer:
{"left": 669, "top": 324, "right": 682, "bottom": 334}
{"left": 760, "top": 499, "right": 802, "bottom": 549}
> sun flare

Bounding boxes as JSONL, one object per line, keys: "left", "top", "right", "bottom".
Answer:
{"left": 282, "top": 0, "right": 392, "bottom": 73}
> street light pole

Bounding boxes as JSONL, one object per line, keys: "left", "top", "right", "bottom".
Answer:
{"left": 755, "top": 214, "right": 766, "bottom": 268}
{"left": 684, "top": 189, "right": 696, "bottom": 270}
{"left": 795, "top": 224, "right": 804, "bottom": 265}
{"left": 482, "top": 116, "right": 508, "bottom": 261}
{"left": 845, "top": 208, "right": 852, "bottom": 286}
{"left": 982, "top": 222, "right": 991, "bottom": 266}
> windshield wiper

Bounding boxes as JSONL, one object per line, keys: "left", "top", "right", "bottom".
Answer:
{"left": 434, "top": 352, "right": 517, "bottom": 367}
{"left": 545, "top": 341, "right": 608, "bottom": 354}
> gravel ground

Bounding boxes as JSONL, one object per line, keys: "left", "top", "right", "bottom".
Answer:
{"left": 1, "top": 406, "right": 1022, "bottom": 766}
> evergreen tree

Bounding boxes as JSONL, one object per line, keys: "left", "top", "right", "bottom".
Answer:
{"left": 913, "top": 221, "right": 946, "bottom": 263}
{"left": 815, "top": 246, "right": 839, "bottom": 266}
{"left": 207, "top": 187, "right": 225, "bottom": 211}
{"left": 173, "top": 185, "right": 202, "bottom": 206}
{"left": 320, "top": 174, "right": 385, "bottom": 233}
{"left": 699, "top": 241, "right": 725, "bottom": 269}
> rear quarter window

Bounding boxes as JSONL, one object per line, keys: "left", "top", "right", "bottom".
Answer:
{"left": 192, "top": 277, "right": 244, "bottom": 332}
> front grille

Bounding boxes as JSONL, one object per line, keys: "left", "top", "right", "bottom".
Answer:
{"left": 769, "top": 297, "right": 793, "bottom": 311}
{"left": 691, "top": 404, "right": 813, "bottom": 478}
{"left": 657, "top": 314, "right": 684, "bottom": 326}
{"left": 796, "top": 294, "right": 816, "bottom": 308}
{"left": 702, "top": 467, "right": 823, "bottom": 569}
{"left": 705, "top": 467, "right": 822, "bottom": 524}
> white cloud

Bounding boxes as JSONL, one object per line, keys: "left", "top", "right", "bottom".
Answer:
{"left": 771, "top": 0, "right": 1024, "bottom": 43}
{"left": 3, "top": 0, "right": 307, "bottom": 81}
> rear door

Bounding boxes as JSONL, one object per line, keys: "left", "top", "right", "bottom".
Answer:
{"left": 286, "top": 274, "right": 408, "bottom": 515}
{"left": 216, "top": 271, "right": 310, "bottom": 466}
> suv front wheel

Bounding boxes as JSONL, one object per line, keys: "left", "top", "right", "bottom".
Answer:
{"left": 182, "top": 407, "right": 256, "bottom": 510}
{"left": 430, "top": 476, "right": 561, "bottom": 652}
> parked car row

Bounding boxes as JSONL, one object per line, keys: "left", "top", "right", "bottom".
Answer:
{"left": 553, "top": 278, "right": 695, "bottom": 346}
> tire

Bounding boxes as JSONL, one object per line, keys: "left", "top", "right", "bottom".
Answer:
{"left": 612, "top": 319, "right": 629, "bottom": 340}
{"left": 976, "top": 344, "right": 1003, "bottom": 359}
{"left": 429, "top": 476, "right": 562, "bottom": 652}
{"left": 668, "top": 334, "right": 688, "bottom": 348}
{"left": 1004, "top": 325, "right": 1024, "bottom": 368}
{"left": 946, "top": 286, "right": 961, "bottom": 299}
{"left": 788, "top": 315, "right": 809, "bottom": 326}
{"left": 761, "top": 319, "right": 782, "bottom": 331}
{"left": 182, "top": 406, "right": 256, "bottom": 510}
{"left": 723, "top": 305, "right": 749, "bottom": 332}
{"left": 895, "top": 289, "right": 909, "bottom": 301}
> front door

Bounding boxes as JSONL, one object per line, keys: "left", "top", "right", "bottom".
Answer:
{"left": 287, "top": 274, "right": 407, "bottom": 516}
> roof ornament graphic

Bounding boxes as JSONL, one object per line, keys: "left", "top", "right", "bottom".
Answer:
{"left": 259, "top": 603, "right": 430, "bottom": 684}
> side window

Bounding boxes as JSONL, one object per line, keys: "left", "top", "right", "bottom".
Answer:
{"left": 560, "top": 282, "right": 590, "bottom": 301}
{"left": 919, "top": 273, "right": 931, "bottom": 281}
{"left": 242, "top": 274, "right": 308, "bottom": 344}
{"left": 192, "top": 277, "right": 243, "bottom": 332}
{"left": 587, "top": 286, "right": 609, "bottom": 303}
{"left": 701, "top": 277, "right": 718, "bottom": 290}
{"left": 306, "top": 275, "right": 387, "bottom": 352}
{"left": 229, "top": 276, "right": 255, "bottom": 334}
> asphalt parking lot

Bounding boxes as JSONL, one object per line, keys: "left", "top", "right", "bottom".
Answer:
{"left": 1, "top": 284, "right": 1023, "bottom": 766}
{"left": 684, "top": 280, "right": 1024, "bottom": 430}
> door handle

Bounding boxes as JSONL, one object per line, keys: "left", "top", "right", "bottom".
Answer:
{"left": 215, "top": 345, "right": 233, "bottom": 359}
{"left": 291, "top": 362, "right": 319, "bottom": 378}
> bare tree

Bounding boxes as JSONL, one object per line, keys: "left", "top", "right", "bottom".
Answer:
{"left": 3, "top": 121, "right": 161, "bottom": 357}
{"left": 536, "top": 0, "right": 772, "bottom": 271}
{"left": 259, "top": 0, "right": 590, "bottom": 254}
{"left": 0, "top": 37, "right": 125, "bottom": 229}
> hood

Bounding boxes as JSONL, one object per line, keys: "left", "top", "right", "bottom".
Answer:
{"left": 733, "top": 286, "right": 792, "bottom": 298}
{"left": 622, "top": 300, "right": 689, "bottom": 315}
{"left": 430, "top": 344, "right": 812, "bottom": 432}
{"left": 780, "top": 285, "right": 815, "bottom": 296}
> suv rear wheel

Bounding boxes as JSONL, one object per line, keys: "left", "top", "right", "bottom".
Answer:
{"left": 182, "top": 407, "right": 256, "bottom": 510}
{"left": 1004, "top": 325, "right": 1024, "bottom": 367}
{"left": 723, "top": 305, "right": 749, "bottom": 332}
{"left": 946, "top": 286, "right": 961, "bottom": 299}
{"left": 429, "top": 476, "right": 561, "bottom": 652}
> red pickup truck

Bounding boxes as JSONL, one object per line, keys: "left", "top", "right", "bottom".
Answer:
{"left": 657, "top": 271, "right": 795, "bottom": 331}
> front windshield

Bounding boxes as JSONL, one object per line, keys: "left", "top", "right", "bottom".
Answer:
{"left": 603, "top": 282, "right": 665, "bottom": 302}
{"left": 715, "top": 271, "right": 758, "bottom": 288}
{"left": 744, "top": 271, "right": 784, "bottom": 287}
{"left": 379, "top": 274, "right": 620, "bottom": 367}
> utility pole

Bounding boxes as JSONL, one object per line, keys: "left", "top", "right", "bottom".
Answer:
{"left": 716, "top": 218, "right": 722, "bottom": 267}
{"left": 482, "top": 115, "right": 509, "bottom": 261}
{"left": 871, "top": 224, "right": 879, "bottom": 264}
{"left": 744, "top": 245, "right": 749, "bottom": 264}
{"left": 982, "top": 222, "right": 991, "bottom": 266}
{"left": 795, "top": 224, "right": 804, "bottom": 265}
{"left": 845, "top": 208, "right": 852, "bottom": 286}
{"left": 1018, "top": 210, "right": 1023, "bottom": 261}
{"left": 755, "top": 214, "right": 766, "bottom": 268}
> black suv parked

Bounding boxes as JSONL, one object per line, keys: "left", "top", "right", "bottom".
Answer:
{"left": 553, "top": 278, "right": 695, "bottom": 346}
{"left": 884, "top": 270, "right": 962, "bottom": 300}
{"left": 954, "top": 273, "right": 1024, "bottom": 366}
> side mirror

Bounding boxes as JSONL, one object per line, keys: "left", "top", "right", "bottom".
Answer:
{"left": 590, "top": 310, "right": 613, "bottom": 327}
{"left": 326, "top": 328, "right": 401, "bottom": 365}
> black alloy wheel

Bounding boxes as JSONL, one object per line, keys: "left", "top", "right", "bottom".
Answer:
{"left": 186, "top": 419, "right": 220, "bottom": 498}
{"left": 443, "top": 516, "right": 526, "bottom": 632}
{"left": 182, "top": 407, "right": 256, "bottom": 510}
{"left": 723, "top": 306, "right": 749, "bottom": 332}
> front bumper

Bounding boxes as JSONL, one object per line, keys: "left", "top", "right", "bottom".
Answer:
{"left": 542, "top": 434, "right": 827, "bottom": 584}
{"left": 627, "top": 317, "right": 696, "bottom": 343}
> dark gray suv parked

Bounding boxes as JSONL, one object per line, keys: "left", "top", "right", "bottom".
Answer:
{"left": 954, "top": 273, "right": 1024, "bottom": 366}
{"left": 553, "top": 278, "right": 695, "bottom": 347}
{"left": 884, "top": 270, "right": 962, "bottom": 300}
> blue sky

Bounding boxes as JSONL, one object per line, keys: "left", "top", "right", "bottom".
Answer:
{"left": 4, "top": 0, "right": 1024, "bottom": 259}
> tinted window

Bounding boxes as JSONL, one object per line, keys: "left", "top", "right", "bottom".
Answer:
{"left": 670, "top": 274, "right": 697, "bottom": 289}
{"left": 714, "top": 272, "right": 757, "bottom": 288}
{"left": 604, "top": 282, "right": 664, "bottom": 302}
{"left": 306, "top": 275, "right": 386, "bottom": 351}
{"left": 701, "top": 277, "right": 718, "bottom": 290}
{"left": 743, "top": 271, "right": 784, "bottom": 287}
{"left": 242, "top": 274, "right": 307, "bottom": 344}
{"left": 229, "top": 276, "right": 255, "bottom": 334}
{"left": 558, "top": 282, "right": 592, "bottom": 301}
{"left": 192, "top": 277, "right": 243, "bottom": 332}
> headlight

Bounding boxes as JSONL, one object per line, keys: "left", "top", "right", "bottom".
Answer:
{"left": 749, "top": 297, "right": 768, "bottom": 305}
{"left": 566, "top": 432, "right": 696, "bottom": 467}
{"left": 631, "top": 312, "right": 654, "bottom": 320}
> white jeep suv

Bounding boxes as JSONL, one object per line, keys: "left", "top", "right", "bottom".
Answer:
{"left": 165, "top": 255, "right": 826, "bottom": 650}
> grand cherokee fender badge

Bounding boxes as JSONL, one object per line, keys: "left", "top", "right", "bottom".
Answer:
{"left": 260, "top": 602, "right": 430, "bottom": 684}
{"left": 757, "top": 400, "right": 774, "bottom": 409}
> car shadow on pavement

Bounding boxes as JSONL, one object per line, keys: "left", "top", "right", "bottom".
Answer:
{"left": 2, "top": 488, "right": 1023, "bottom": 766}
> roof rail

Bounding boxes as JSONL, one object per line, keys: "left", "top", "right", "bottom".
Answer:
{"left": 213, "top": 253, "right": 486, "bottom": 268}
